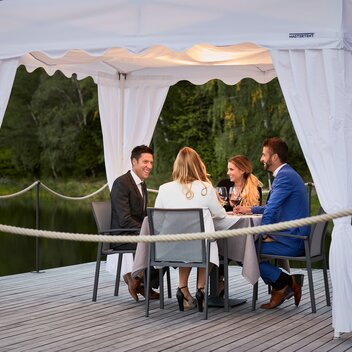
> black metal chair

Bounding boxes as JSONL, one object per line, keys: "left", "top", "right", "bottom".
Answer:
{"left": 145, "top": 208, "right": 213, "bottom": 319}
{"left": 91, "top": 201, "right": 139, "bottom": 302}
{"left": 253, "top": 207, "right": 331, "bottom": 312}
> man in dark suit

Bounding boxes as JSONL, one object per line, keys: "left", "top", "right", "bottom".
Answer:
{"left": 110, "top": 145, "right": 160, "bottom": 301}
{"left": 235, "top": 137, "right": 309, "bottom": 309}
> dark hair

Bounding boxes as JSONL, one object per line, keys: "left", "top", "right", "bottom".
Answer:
{"left": 130, "top": 145, "right": 153, "bottom": 162}
{"left": 263, "top": 137, "right": 288, "bottom": 163}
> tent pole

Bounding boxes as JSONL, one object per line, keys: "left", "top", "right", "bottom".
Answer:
{"left": 117, "top": 72, "right": 126, "bottom": 173}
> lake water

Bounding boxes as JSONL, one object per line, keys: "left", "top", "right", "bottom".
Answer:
{"left": 0, "top": 196, "right": 97, "bottom": 276}
{"left": 0, "top": 192, "right": 331, "bottom": 277}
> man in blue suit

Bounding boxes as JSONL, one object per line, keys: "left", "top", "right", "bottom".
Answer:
{"left": 235, "top": 137, "right": 309, "bottom": 309}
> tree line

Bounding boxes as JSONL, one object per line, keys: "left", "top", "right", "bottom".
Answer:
{"left": 0, "top": 66, "right": 311, "bottom": 188}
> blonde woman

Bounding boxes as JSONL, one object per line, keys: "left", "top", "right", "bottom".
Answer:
{"left": 155, "top": 147, "right": 228, "bottom": 312}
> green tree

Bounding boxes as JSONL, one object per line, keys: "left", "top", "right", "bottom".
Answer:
{"left": 29, "top": 71, "right": 102, "bottom": 178}
{"left": 0, "top": 66, "right": 42, "bottom": 177}
{"left": 151, "top": 78, "right": 310, "bottom": 188}
{"left": 203, "top": 78, "right": 310, "bottom": 185}
{"left": 1, "top": 69, "right": 310, "bottom": 185}
{"left": 151, "top": 81, "right": 214, "bottom": 186}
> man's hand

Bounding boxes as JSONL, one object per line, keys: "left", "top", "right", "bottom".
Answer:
{"left": 233, "top": 205, "right": 252, "bottom": 214}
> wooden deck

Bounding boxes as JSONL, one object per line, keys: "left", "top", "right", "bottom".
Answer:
{"left": 1, "top": 263, "right": 351, "bottom": 352}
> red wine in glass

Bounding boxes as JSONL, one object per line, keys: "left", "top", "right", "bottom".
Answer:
{"left": 232, "top": 196, "right": 242, "bottom": 207}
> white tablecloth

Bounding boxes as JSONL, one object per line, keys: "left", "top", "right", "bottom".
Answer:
{"left": 215, "top": 215, "right": 262, "bottom": 285}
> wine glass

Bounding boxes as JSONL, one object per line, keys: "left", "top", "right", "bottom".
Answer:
{"left": 216, "top": 187, "right": 228, "bottom": 205}
{"left": 229, "top": 187, "right": 242, "bottom": 207}
{"left": 233, "top": 196, "right": 242, "bottom": 207}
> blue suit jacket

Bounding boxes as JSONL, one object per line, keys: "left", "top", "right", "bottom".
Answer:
{"left": 251, "top": 164, "right": 310, "bottom": 249}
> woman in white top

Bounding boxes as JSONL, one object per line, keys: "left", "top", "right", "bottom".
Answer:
{"left": 155, "top": 146, "right": 228, "bottom": 312}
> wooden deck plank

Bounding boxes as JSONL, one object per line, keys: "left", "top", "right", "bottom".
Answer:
{"left": 1, "top": 263, "right": 352, "bottom": 352}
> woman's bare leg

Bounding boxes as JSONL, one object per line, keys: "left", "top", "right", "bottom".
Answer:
{"left": 178, "top": 267, "right": 193, "bottom": 300}
{"left": 197, "top": 264, "right": 214, "bottom": 289}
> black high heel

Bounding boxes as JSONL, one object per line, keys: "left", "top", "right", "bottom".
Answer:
{"left": 196, "top": 288, "right": 205, "bottom": 312}
{"left": 176, "top": 286, "right": 197, "bottom": 311}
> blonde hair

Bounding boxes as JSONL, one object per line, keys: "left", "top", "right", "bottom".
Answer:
{"left": 172, "top": 147, "right": 212, "bottom": 199}
{"left": 228, "top": 155, "right": 263, "bottom": 206}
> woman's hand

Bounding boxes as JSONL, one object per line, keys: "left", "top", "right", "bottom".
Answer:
{"left": 233, "top": 205, "right": 252, "bottom": 214}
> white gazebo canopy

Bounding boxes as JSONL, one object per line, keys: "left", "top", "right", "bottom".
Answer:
{"left": 0, "top": 0, "right": 351, "bottom": 335}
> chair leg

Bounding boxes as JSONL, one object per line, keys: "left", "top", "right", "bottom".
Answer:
{"left": 223, "top": 238, "right": 229, "bottom": 312}
{"left": 306, "top": 259, "right": 316, "bottom": 313}
{"left": 114, "top": 253, "right": 123, "bottom": 296}
{"left": 145, "top": 245, "right": 151, "bottom": 318}
{"left": 204, "top": 266, "right": 209, "bottom": 320}
{"left": 166, "top": 267, "right": 172, "bottom": 298}
{"left": 92, "top": 243, "right": 103, "bottom": 302}
{"left": 203, "top": 242, "right": 211, "bottom": 320}
{"left": 92, "top": 258, "right": 101, "bottom": 302}
{"left": 159, "top": 268, "right": 165, "bottom": 309}
{"left": 322, "top": 257, "right": 331, "bottom": 306}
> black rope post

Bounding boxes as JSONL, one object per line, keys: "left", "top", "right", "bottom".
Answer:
{"left": 33, "top": 181, "right": 44, "bottom": 273}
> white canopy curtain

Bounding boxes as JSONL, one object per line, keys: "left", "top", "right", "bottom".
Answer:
{"left": 97, "top": 74, "right": 170, "bottom": 188}
{"left": 0, "top": 59, "right": 19, "bottom": 126}
{"left": 272, "top": 48, "right": 352, "bottom": 332}
{"left": 97, "top": 74, "right": 170, "bottom": 275}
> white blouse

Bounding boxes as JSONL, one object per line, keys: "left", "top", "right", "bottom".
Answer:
{"left": 155, "top": 180, "right": 228, "bottom": 266}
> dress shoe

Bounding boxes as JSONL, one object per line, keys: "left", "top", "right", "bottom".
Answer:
{"left": 140, "top": 287, "right": 160, "bottom": 300}
{"left": 291, "top": 274, "right": 304, "bottom": 306}
{"left": 123, "top": 273, "right": 141, "bottom": 302}
{"left": 284, "top": 286, "right": 294, "bottom": 300}
{"left": 260, "top": 285, "right": 291, "bottom": 309}
{"left": 148, "top": 289, "right": 160, "bottom": 300}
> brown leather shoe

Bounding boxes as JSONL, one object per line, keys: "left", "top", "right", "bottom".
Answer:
{"left": 140, "top": 287, "right": 160, "bottom": 300}
{"left": 123, "top": 273, "right": 141, "bottom": 302}
{"left": 291, "top": 274, "right": 304, "bottom": 306}
{"left": 260, "top": 285, "right": 291, "bottom": 309}
{"left": 284, "top": 286, "right": 294, "bottom": 300}
{"left": 148, "top": 289, "right": 160, "bottom": 300}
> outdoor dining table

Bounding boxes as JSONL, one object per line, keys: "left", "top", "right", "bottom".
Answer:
{"left": 132, "top": 213, "right": 263, "bottom": 294}
{"left": 208, "top": 214, "right": 263, "bottom": 307}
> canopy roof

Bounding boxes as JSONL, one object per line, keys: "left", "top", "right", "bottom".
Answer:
{"left": 1, "top": 0, "right": 349, "bottom": 56}
{"left": 0, "top": 0, "right": 350, "bottom": 84}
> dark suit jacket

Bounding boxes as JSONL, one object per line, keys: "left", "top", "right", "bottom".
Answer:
{"left": 110, "top": 170, "right": 147, "bottom": 236}
{"left": 251, "top": 164, "right": 310, "bottom": 249}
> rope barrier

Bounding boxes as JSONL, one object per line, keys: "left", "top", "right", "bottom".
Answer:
{"left": 0, "top": 208, "right": 351, "bottom": 244}
{"left": 40, "top": 182, "right": 108, "bottom": 200}
{"left": 0, "top": 180, "right": 314, "bottom": 200}
{"left": 147, "top": 188, "right": 158, "bottom": 194}
{"left": 0, "top": 180, "right": 108, "bottom": 200}
{"left": 0, "top": 181, "right": 39, "bottom": 199}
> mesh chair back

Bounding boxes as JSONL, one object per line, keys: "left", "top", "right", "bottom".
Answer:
{"left": 147, "top": 208, "right": 205, "bottom": 264}
{"left": 92, "top": 201, "right": 111, "bottom": 232}
{"left": 309, "top": 208, "right": 328, "bottom": 257}
{"left": 92, "top": 201, "right": 112, "bottom": 251}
